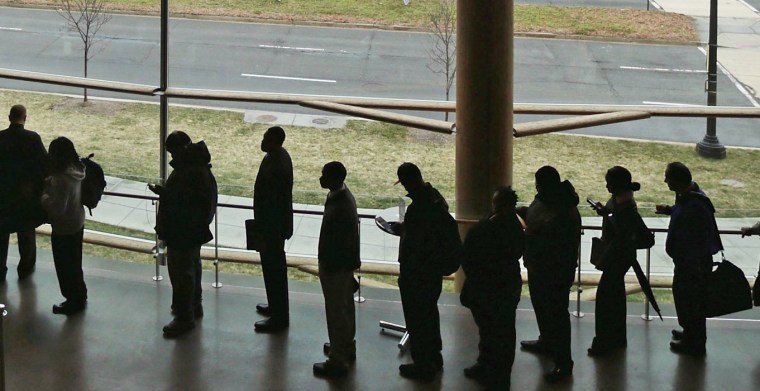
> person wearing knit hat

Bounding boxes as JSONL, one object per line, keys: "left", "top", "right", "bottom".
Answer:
{"left": 587, "top": 166, "right": 643, "bottom": 356}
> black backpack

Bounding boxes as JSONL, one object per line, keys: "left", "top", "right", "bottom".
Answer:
{"left": 437, "top": 211, "right": 463, "bottom": 276}
{"left": 80, "top": 153, "right": 107, "bottom": 215}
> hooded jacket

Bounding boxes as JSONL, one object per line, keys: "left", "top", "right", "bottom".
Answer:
{"left": 522, "top": 180, "right": 582, "bottom": 275}
{"left": 665, "top": 183, "right": 722, "bottom": 261}
{"left": 155, "top": 141, "right": 218, "bottom": 250}
{"left": 41, "top": 162, "right": 86, "bottom": 235}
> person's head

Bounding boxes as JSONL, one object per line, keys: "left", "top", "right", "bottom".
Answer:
{"left": 396, "top": 162, "right": 424, "bottom": 193}
{"left": 605, "top": 166, "right": 641, "bottom": 195}
{"left": 48, "top": 137, "right": 79, "bottom": 173}
{"left": 320, "top": 161, "right": 347, "bottom": 191}
{"left": 664, "top": 162, "right": 692, "bottom": 192}
{"left": 165, "top": 131, "right": 192, "bottom": 157}
{"left": 492, "top": 186, "right": 518, "bottom": 215}
{"left": 535, "top": 165, "right": 561, "bottom": 194}
{"left": 261, "top": 126, "right": 286, "bottom": 153}
{"left": 9, "top": 105, "right": 26, "bottom": 124}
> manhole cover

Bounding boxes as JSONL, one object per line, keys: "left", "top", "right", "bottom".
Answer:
{"left": 256, "top": 115, "right": 277, "bottom": 123}
{"left": 312, "top": 118, "right": 330, "bottom": 125}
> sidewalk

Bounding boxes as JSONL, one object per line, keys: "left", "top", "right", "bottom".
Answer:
{"left": 655, "top": 0, "right": 760, "bottom": 106}
{"left": 91, "top": 176, "right": 760, "bottom": 277}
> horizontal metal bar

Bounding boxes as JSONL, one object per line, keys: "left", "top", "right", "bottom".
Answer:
{"left": 299, "top": 100, "right": 455, "bottom": 134}
{"left": 0, "top": 68, "right": 157, "bottom": 96}
{"left": 514, "top": 111, "right": 651, "bottom": 137}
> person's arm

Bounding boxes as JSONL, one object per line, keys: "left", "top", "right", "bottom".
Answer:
{"left": 741, "top": 221, "right": 760, "bottom": 237}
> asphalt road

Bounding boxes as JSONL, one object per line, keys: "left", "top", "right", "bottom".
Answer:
{"left": 0, "top": 7, "right": 758, "bottom": 147}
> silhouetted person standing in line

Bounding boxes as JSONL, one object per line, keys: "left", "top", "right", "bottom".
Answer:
{"left": 460, "top": 186, "right": 524, "bottom": 390}
{"left": 391, "top": 162, "right": 447, "bottom": 381}
{"left": 656, "top": 162, "right": 721, "bottom": 356}
{"left": 253, "top": 126, "right": 293, "bottom": 333}
{"left": 587, "top": 166, "right": 643, "bottom": 356}
{"left": 41, "top": 137, "right": 87, "bottom": 315}
{"left": 519, "top": 166, "right": 581, "bottom": 383}
{"left": 313, "top": 161, "right": 360, "bottom": 378}
{"left": 151, "top": 131, "right": 218, "bottom": 338}
{"left": 0, "top": 104, "right": 47, "bottom": 281}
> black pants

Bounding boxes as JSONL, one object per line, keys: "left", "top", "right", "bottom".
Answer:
{"left": 167, "top": 245, "right": 202, "bottom": 322}
{"left": 51, "top": 228, "right": 87, "bottom": 304}
{"left": 399, "top": 269, "right": 443, "bottom": 368}
{"left": 470, "top": 291, "right": 519, "bottom": 387}
{"left": 593, "top": 260, "right": 632, "bottom": 347}
{"left": 261, "top": 237, "right": 289, "bottom": 322}
{"left": 673, "top": 257, "right": 710, "bottom": 347}
{"left": 527, "top": 269, "right": 574, "bottom": 369}
{"left": 0, "top": 229, "right": 37, "bottom": 277}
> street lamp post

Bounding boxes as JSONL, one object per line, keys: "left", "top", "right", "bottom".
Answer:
{"left": 696, "top": 0, "right": 727, "bottom": 158}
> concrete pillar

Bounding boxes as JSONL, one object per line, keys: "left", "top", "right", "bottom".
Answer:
{"left": 455, "top": 0, "right": 514, "bottom": 289}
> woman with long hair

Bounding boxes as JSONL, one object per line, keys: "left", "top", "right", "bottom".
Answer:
{"left": 41, "top": 137, "right": 87, "bottom": 315}
{"left": 587, "top": 166, "right": 644, "bottom": 356}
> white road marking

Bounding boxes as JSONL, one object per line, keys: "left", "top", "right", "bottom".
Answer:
{"left": 259, "top": 44, "right": 324, "bottom": 52}
{"left": 642, "top": 101, "right": 704, "bottom": 107}
{"left": 620, "top": 65, "right": 706, "bottom": 74}
{"left": 697, "top": 47, "right": 760, "bottom": 107}
{"left": 241, "top": 73, "right": 336, "bottom": 83}
{"left": 737, "top": 0, "right": 760, "bottom": 15}
{"left": 0, "top": 27, "right": 22, "bottom": 31}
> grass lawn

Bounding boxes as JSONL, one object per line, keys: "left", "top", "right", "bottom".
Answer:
{"left": 2, "top": 0, "right": 698, "bottom": 43}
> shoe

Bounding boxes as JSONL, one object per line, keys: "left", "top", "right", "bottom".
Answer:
{"left": 254, "top": 318, "right": 289, "bottom": 333}
{"left": 399, "top": 363, "right": 440, "bottom": 382}
{"left": 52, "top": 301, "right": 86, "bottom": 315}
{"left": 544, "top": 364, "right": 573, "bottom": 383}
{"left": 313, "top": 360, "right": 349, "bottom": 378}
{"left": 671, "top": 329, "right": 685, "bottom": 341}
{"left": 256, "top": 303, "right": 272, "bottom": 316}
{"left": 162, "top": 319, "right": 195, "bottom": 338}
{"left": 587, "top": 340, "right": 626, "bottom": 356}
{"left": 670, "top": 340, "right": 705, "bottom": 356}
{"left": 463, "top": 363, "right": 487, "bottom": 382}
{"left": 520, "top": 339, "right": 551, "bottom": 355}
{"left": 18, "top": 266, "right": 35, "bottom": 280}
{"left": 323, "top": 342, "right": 357, "bottom": 362}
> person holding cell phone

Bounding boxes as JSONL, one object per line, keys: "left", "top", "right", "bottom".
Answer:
{"left": 586, "top": 166, "right": 643, "bottom": 356}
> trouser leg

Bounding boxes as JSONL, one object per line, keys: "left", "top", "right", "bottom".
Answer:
{"left": 673, "top": 259, "right": 709, "bottom": 346}
{"left": 52, "top": 228, "right": 87, "bottom": 304}
{"left": 320, "top": 267, "right": 356, "bottom": 365}
{"left": 167, "top": 246, "right": 200, "bottom": 322}
{"left": 16, "top": 229, "right": 37, "bottom": 274}
{"left": 399, "top": 271, "right": 443, "bottom": 367}
{"left": 594, "top": 265, "right": 630, "bottom": 346}
{"left": 261, "top": 238, "right": 289, "bottom": 322}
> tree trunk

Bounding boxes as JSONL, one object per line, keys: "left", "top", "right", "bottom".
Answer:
{"left": 83, "top": 50, "right": 88, "bottom": 102}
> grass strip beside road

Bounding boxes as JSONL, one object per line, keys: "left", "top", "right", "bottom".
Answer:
{"left": 2, "top": 90, "right": 758, "bottom": 218}
{"left": 2, "top": 1, "right": 698, "bottom": 43}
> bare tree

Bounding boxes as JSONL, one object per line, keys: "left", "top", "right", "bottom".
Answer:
{"left": 57, "top": 0, "right": 112, "bottom": 103}
{"left": 427, "top": 0, "right": 456, "bottom": 121}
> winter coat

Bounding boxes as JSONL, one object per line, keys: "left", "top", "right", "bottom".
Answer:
{"left": 665, "top": 183, "right": 722, "bottom": 262}
{"left": 253, "top": 146, "right": 293, "bottom": 240}
{"left": 397, "top": 183, "right": 450, "bottom": 274}
{"left": 598, "top": 193, "right": 642, "bottom": 269}
{"left": 155, "top": 141, "right": 218, "bottom": 250}
{"left": 318, "top": 185, "right": 360, "bottom": 272}
{"left": 522, "top": 180, "right": 582, "bottom": 276}
{"left": 460, "top": 212, "right": 525, "bottom": 308}
{"left": 0, "top": 124, "right": 47, "bottom": 232}
{"left": 41, "top": 162, "right": 86, "bottom": 235}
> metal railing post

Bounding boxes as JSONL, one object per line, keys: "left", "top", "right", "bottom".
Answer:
{"left": 152, "top": 199, "right": 164, "bottom": 282}
{"left": 641, "top": 246, "right": 654, "bottom": 321}
{"left": 354, "top": 221, "right": 365, "bottom": 303}
{"left": 0, "top": 304, "right": 6, "bottom": 391}
{"left": 212, "top": 204, "right": 222, "bottom": 289}
{"left": 572, "top": 229, "right": 585, "bottom": 318}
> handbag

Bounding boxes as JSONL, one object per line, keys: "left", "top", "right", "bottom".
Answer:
{"left": 245, "top": 219, "right": 263, "bottom": 251}
{"left": 706, "top": 253, "right": 753, "bottom": 317}
{"left": 590, "top": 237, "right": 612, "bottom": 271}
{"left": 634, "top": 214, "right": 655, "bottom": 250}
